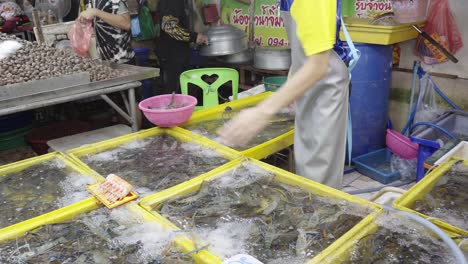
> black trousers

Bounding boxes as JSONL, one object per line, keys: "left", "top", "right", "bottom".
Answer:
{"left": 158, "top": 55, "right": 189, "bottom": 95}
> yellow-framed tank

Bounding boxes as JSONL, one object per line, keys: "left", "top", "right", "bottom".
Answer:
{"left": 139, "top": 158, "right": 381, "bottom": 264}
{"left": 0, "top": 152, "right": 102, "bottom": 237}
{"left": 0, "top": 198, "right": 212, "bottom": 263}
{"left": 179, "top": 92, "right": 295, "bottom": 160}
{"left": 393, "top": 158, "right": 468, "bottom": 237}
{"left": 66, "top": 127, "right": 242, "bottom": 198}
{"left": 311, "top": 209, "right": 466, "bottom": 263}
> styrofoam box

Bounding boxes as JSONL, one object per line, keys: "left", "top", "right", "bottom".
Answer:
{"left": 435, "top": 141, "right": 468, "bottom": 166}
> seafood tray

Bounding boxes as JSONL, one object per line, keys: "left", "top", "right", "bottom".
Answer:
{"left": 67, "top": 127, "right": 241, "bottom": 199}
{"left": 394, "top": 158, "right": 468, "bottom": 237}
{"left": 0, "top": 152, "right": 102, "bottom": 236}
{"left": 179, "top": 92, "right": 295, "bottom": 160}
{"left": 0, "top": 64, "right": 159, "bottom": 114}
{"left": 312, "top": 211, "right": 464, "bottom": 264}
{"left": 0, "top": 198, "right": 208, "bottom": 263}
{"left": 140, "top": 158, "right": 380, "bottom": 264}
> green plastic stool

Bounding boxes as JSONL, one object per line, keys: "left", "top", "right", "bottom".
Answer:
{"left": 180, "top": 68, "right": 239, "bottom": 111}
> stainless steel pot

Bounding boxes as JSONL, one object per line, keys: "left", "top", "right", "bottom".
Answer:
{"left": 253, "top": 47, "right": 291, "bottom": 70}
{"left": 219, "top": 49, "right": 253, "bottom": 64}
{"left": 200, "top": 25, "right": 247, "bottom": 57}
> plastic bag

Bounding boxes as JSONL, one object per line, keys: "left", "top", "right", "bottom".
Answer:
{"left": 133, "top": 6, "right": 156, "bottom": 41}
{"left": 413, "top": 74, "right": 447, "bottom": 125}
{"left": 0, "top": 40, "right": 22, "bottom": 60}
{"left": 68, "top": 18, "right": 93, "bottom": 57}
{"left": 415, "top": 0, "right": 463, "bottom": 65}
{"left": 131, "top": 15, "right": 141, "bottom": 38}
{"left": 391, "top": 155, "right": 417, "bottom": 182}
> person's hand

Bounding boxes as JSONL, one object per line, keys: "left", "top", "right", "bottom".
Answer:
{"left": 196, "top": 33, "right": 209, "bottom": 45}
{"left": 79, "top": 8, "right": 99, "bottom": 22}
{"left": 217, "top": 106, "right": 273, "bottom": 147}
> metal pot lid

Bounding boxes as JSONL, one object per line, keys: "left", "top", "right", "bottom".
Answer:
{"left": 205, "top": 25, "right": 246, "bottom": 42}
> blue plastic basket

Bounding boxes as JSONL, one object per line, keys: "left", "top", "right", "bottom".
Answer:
{"left": 134, "top": 48, "right": 151, "bottom": 66}
{"left": 352, "top": 148, "right": 401, "bottom": 184}
{"left": 188, "top": 48, "right": 207, "bottom": 68}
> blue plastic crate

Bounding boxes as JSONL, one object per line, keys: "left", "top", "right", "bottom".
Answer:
{"left": 352, "top": 148, "right": 401, "bottom": 184}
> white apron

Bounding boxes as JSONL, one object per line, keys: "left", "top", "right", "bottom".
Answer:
{"left": 281, "top": 11, "right": 350, "bottom": 189}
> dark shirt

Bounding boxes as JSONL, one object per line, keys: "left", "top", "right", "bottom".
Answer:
{"left": 157, "top": 0, "right": 196, "bottom": 58}
{"left": 86, "top": 0, "right": 134, "bottom": 63}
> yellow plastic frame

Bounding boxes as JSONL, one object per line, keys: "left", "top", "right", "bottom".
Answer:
{"left": 179, "top": 92, "right": 294, "bottom": 160}
{"left": 393, "top": 158, "right": 468, "bottom": 236}
{"left": 0, "top": 152, "right": 103, "bottom": 240}
{"left": 140, "top": 158, "right": 381, "bottom": 264}
{"left": 339, "top": 21, "right": 425, "bottom": 45}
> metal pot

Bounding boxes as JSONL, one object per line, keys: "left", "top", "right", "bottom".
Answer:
{"left": 253, "top": 47, "right": 291, "bottom": 71}
{"left": 200, "top": 25, "right": 247, "bottom": 57}
{"left": 219, "top": 49, "right": 253, "bottom": 64}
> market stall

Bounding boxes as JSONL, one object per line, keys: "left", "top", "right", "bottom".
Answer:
{"left": 0, "top": 0, "right": 467, "bottom": 263}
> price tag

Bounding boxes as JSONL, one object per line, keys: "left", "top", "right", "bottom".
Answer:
{"left": 222, "top": 254, "right": 264, "bottom": 264}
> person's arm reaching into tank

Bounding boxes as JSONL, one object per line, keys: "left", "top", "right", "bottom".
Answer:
{"left": 218, "top": 0, "right": 336, "bottom": 147}
{"left": 218, "top": 51, "right": 330, "bottom": 147}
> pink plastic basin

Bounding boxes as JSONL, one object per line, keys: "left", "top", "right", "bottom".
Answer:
{"left": 386, "top": 129, "right": 419, "bottom": 159}
{"left": 138, "top": 94, "right": 197, "bottom": 127}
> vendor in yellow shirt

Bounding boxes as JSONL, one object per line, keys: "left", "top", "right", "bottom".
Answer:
{"left": 219, "top": 0, "right": 350, "bottom": 189}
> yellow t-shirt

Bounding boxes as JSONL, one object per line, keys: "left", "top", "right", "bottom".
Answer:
{"left": 290, "top": 0, "right": 336, "bottom": 56}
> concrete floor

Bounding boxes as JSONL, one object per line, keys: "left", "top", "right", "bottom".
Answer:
{"left": 0, "top": 146, "right": 37, "bottom": 166}
{"left": 342, "top": 170, "right": 415, "bottom": 201}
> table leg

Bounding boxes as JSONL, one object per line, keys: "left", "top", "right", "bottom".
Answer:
{"left": 239, "top": 66, "right": 247, "bottom": 90}
{"left": 128, "top": 88, "right": 138, "bottom": 132}
{"left": 120, "top": 91, "right": 130, "bottom": 113}
{"left": 100, "top": 94, "right": 132, "bottom": 124}
{"left": 288, "top": 146, "right": 295, "bottom": 173}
